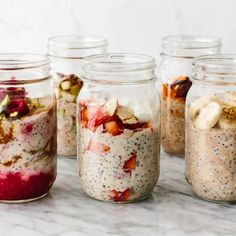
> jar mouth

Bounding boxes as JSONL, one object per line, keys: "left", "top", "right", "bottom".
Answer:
{"left": 48, "top": 35, "right": 108, "bottom": 58}
{"left": 193, "top": 54, "right": 236, "bottom": 84}
{"left": 0, "top": 53, "right": 49, "bottom": 70}
{"left": 83, "top": 53, "right": 156, "bottom": 73}
{"left": 161, "top": 35, "right": 221, "bottom": 58}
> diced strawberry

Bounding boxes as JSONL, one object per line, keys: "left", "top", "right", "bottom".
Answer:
{"left": 110, "top": 188, "right": 131, "bottom": 202}
{"left": 105, "top": 121, "right": 122, "bottom": 136}
{"left": 6, "top": 99, "right": 29, "bottom": 117}
{"left": 87, "top": 139, "right": 110, "bottom": 154}
{"left": 123, "top": 154, "right": 137, "bottom": 175}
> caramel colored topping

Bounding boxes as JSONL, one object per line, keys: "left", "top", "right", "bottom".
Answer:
{"left": 0, "top": 120, "right": 14, "bottom": 144}
{"left": 2, "top": 155, "right": 22, "bottom": 167}
{"left": 163, "top": 76, "right": 192, "bottom": 101}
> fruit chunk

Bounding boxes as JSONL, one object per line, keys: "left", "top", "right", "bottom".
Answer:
{"left": 104, "top": 98, "right": 117, "bottom": 116}
{"left": 218, "top": 116, "right": 236, "bottom": 129}
{"left": 70, "top": 85, "right": 80, "bottom": 96}
{"left": 117, "top": 107, "right": 138, "bottom": 124}
{"left": 194, "top": 102, "right": 222, "bottom": 130}
{"left": 105, "top": 121, "right": 121, "bottom": 136}
{"left": 61, "top": 91, "right": 76, "bottom": 102}
{"left": 110, "top": 188, "right": 131, "bottom": 202}
{"left": 87, "top": 139, "right": 110, "bottom": 154}
{"left": 123, "top": 154, "right": 137, "bottom": 175}
{"left": 6, "top": 99, "right": 30, "bottom": 117}
{"left": 61, "top": 80, "right": 72, "bottom": 90}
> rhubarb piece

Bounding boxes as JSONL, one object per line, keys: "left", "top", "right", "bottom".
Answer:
{"left": 104, "top": 98, "right": 117, "bottom": 116}
{"left": 61, "top": 80, "right": 72, "bottom": 90}
{"left": 60, "top": 91, "right": 76, "bottom": 102}
{"left": 110, "top": 188, "right": 131, "bottom": 202}
{"left": 87, "top": 139, "right": 110, "bottom": 154}
{"left": 123, "top": 154, "right": 137, "bottom": 174}
{"left": 105, "top": 121, "right": 121, "bottom": 136}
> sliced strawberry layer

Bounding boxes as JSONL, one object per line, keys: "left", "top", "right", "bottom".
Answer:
{"left": 87, "top": 139, "right": 110, "bottom": 154}
{"left": 123, "top": 154, "right": 137, "bottom": 175}
{"left": 110, "top": 188, "right": 131, "bottom": 202}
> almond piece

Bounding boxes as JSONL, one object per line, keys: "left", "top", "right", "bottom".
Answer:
{"left": 104, "top": 98, "right": 117, "bottom": 116}
{"left": 123, "top": 116, "right": 138, "bottom": 124}
{"left": 116, "top": 107, "right": 133, "bottom": 120}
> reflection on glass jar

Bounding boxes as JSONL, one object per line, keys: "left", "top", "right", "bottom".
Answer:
{"left": 0, "top": 54, "right": 57, "bottom": 203}
{"left": 158, "top": 35, "right": 221, "bottom": 156}
{"left": 186, "top": 55, "right": 236, "bottom": 203}
{"left": 48, "top": 35, "right": 108, "bottom": 157}
{"left": 78, "top": 54, "right": 160, "bottom": 203}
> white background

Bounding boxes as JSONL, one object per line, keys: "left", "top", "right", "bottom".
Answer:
{"left": 0, "top": 0, "right": 235, "bottom": 62}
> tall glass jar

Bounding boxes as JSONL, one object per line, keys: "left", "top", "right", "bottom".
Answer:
{"left": 186, "top": 55, "right": 236, "bottom": 203}
{"left": 0, "top": 54, "right": 57, "bottom": 203}
{"left": 158, "top": 35, "right": 221, "bottom": 156}
{"left": 78, "top": 54, "right": 160, "bottom": 203}
{"left": 48, "top": 35, "right": 107, "bottom": 157}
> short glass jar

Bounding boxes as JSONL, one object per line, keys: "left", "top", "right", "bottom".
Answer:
{"left": 158, "top": 35, "right": 221, "bottom": 156}
{"left": 0, "top": 54, "right": 57, "bottom": 203}
{"left": 186, "top": 54, "right": 236, "bottom": 203}
{"left": 48, "top": 35, "right": 107, "bottom": 157}
{"left": 78, "top": 54, "right": 160, "bottom": 203}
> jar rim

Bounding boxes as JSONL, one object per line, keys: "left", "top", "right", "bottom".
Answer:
{"left": 48, "top": 35, "right": 108, "bottom": 58}
{"left": 83, "top": 53, "right": 156, "bottom": 72}
{"left": 0, "top": 53, "right": 50, "bottom": 70}
{"left": 161, "top": 35, "right": 221, "bottom": 58}
{"left": 192, "top": 54, "right": 236, "bottom": 84}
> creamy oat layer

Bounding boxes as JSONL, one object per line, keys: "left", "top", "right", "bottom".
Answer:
{"left": 79, "top": 127, "right": 160, "bottom": 202}
{"left": 0, "top": 97, "right": 57, "bottom": 174}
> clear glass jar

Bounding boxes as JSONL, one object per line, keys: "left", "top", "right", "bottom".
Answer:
{"left": 158, "top": 35, "right": 221, "bottom": 156}
{"left": 48, "top": 35, "right": 107, "bottom": 157}
{"left": 186, "top": 55, "right": 236, "bottom": 203}
{"left": 0, "top": 54, "right": 57, "bottom": 203}
{"left": 78, "top": 54, "right": 160, "bottom": 203}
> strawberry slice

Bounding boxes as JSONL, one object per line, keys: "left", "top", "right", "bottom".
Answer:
{"left": 104, "top": 121, "right": 122, "bottom": 136}
{"left": 87, "top": 139, "right": 110, "bottom": 154}
{"left": 110, "top": 188, "right": 131, "bottom": 202}
{"left": 123, "top": 154, "right": 137, "bottom": 175}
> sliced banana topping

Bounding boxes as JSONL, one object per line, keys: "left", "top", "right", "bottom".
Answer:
{"left": 104, "top": 98, "right": 117, "bottom": 116}
{"left": 190, "top": 95, "right": 215, "bottom": 119}
{"left": 194, "top": 101, "right": 222, "bottom": 130}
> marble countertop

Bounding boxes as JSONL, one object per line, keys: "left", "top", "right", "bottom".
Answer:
{"left": 0, "top": 153, "right": 235, "bottom": 236}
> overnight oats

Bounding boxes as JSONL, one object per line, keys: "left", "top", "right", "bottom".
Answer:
{"left": 159, "top": 35, "right": 221, "bottom": 156}
{"left": 0, "top": 54, "right": 57, "bottom": 203}
{"left": 186, "top": 55, "right": 236, "bottom": 203}
{"left": 48, "top": 35, "right": 108, "bottom": 157}
{"left": 78, "top": 54, "right": 160, "bottom": 202}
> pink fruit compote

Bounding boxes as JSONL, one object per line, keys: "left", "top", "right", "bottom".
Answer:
{"left": 0, "top": 87, "right": 57, "bottom": 202}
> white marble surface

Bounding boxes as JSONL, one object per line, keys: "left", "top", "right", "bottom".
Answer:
{"left": 0, "top": 153, "right": 235, "bottom": 236}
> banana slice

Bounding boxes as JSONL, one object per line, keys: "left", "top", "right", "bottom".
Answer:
{"left": 190, "top": 95, "right": 214, "bottom": 119}
{"left": 194, "top": 102, "right": 222, "bottom": 130}
{"left": 218, "top": 116, "right": 236, "bottom": 129}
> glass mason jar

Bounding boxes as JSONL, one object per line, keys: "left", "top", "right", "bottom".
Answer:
{"left": 186, "top": 55, "right": 236, "bottom": 203}
{"left": 0, "top": 54, "right": 57, "bottom": 203}
{"left": 48, "top": 35, "right": 107, "bottom": 157}
{"left": 158, "top": 35, "right": 221, "bottom": 156}
{"left": 78, "top": 54, "right": 160, "bottom": 203}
